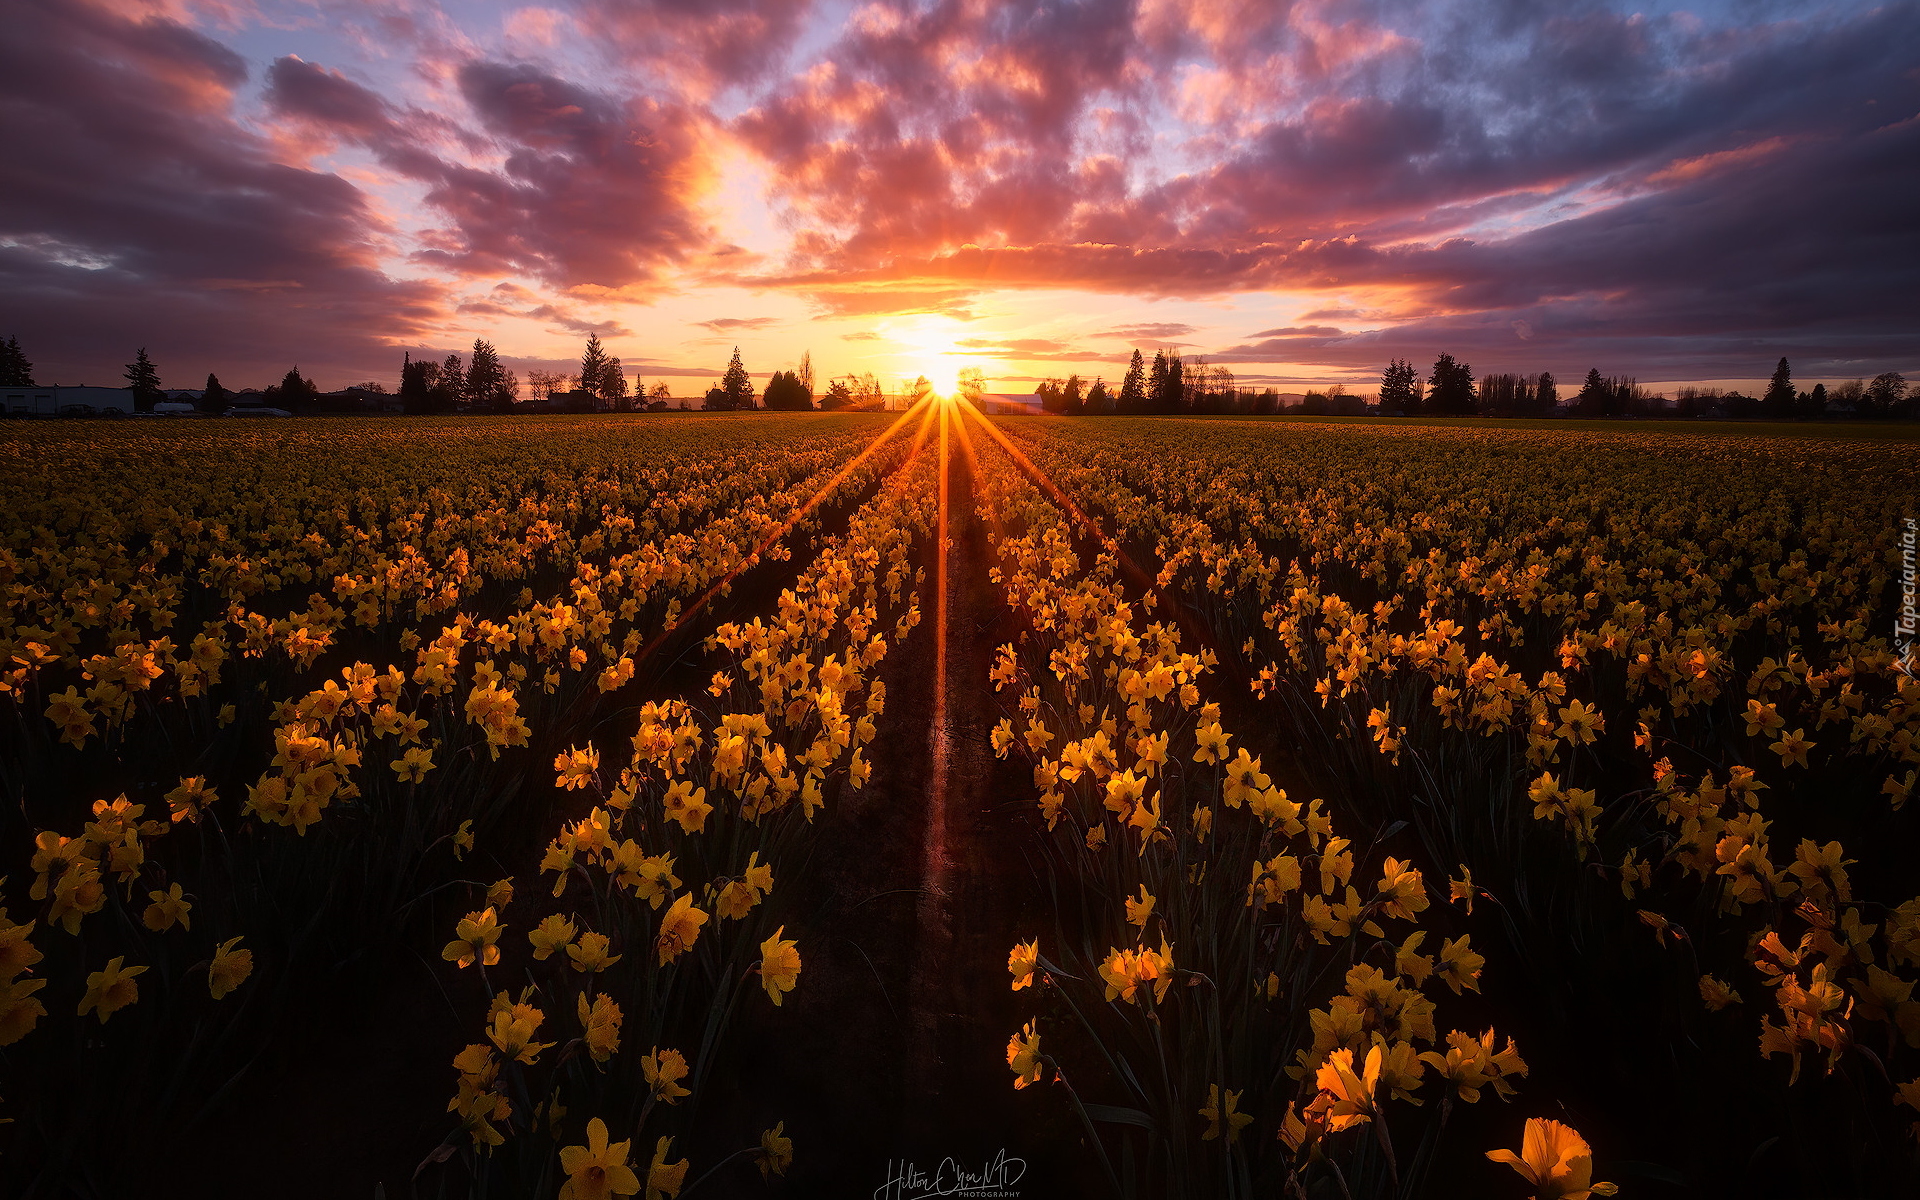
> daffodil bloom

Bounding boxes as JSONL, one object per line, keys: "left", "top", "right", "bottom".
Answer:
{"left": 1008, "top": 939, "right": 1039, "bottom": 990}
{"left": 0, "top": 975, "right": 49, "bottom": 1046}
{"left": 442, "top": 907, "right": 505, "bottom": 969}
{"left": 1199, "top": 1084, "right": 1254, "bottom": 1143}
{"left": 209, "top": 936, "right": 253, "bottom": 999}
{"left": 554, "top": 745, "right": 601, "bottom": 791}
{"left": 0, "top": 919, "right": 44, "bottom": 979}
{"left": 760, "top": 926, "right": 801, "bottom": 1005}
{"left": 1124, "top": 885, "right": 1157, "bottom": 927}
{"left": 642, "top": 1047, "right": 691, "bottom": 1103}
{"left": 567, "top": 930, "right": 622, "bottom": 974}
{"left": 755, "top": 1122, "right": 793, "bottom": 1180}
{"left": 1007, "top": 1021, "right": 1043, "bottom": 1089}
{"left": 577, "top": 993, "right": 622, "bottom": 1063}
{"left": 486, "top": 877, "right": 514, "bottom": 908}
{"left": 558, "top": 1117, "right": 641, "bottom": 1200}
{"left": 663, "top": 781, "right": 712, "bottom": 835}
{"left": 1486, "top": 1118, "right": 1618, "bottom": 1199}
{"left": 391, "top": 745, "right": 435, "bottom": 783}
{"left": 1698, "top": 973, "right": 1741, "bottom": 1011}
{"left": 452, "top": 819, "right": 474, "bottom": 861}
{"left": 1192, "top": 721, "right": 1230, "bottom": 764}
{"left": 1436, "top": 935, "right": 1484, "bottom": 994}
{"left": 646, "top": 1136, "right": 688, "bottom": 1200}
{"left": 1307, "top": 1044, "right": 1381, "bottom": 1131}
{"left": 529, "top": 913, "right": 578, "bottom": 960}
{"left": 655, "top": 893, "right": 708, "bottom": 965}
{"left": 1220, "top": 748, "right": 1268, "bottom": 807}
{"left": 142, "top": 883, "right": 191, "bottom": 932}
{"left": 486, "top": 1002, "right": 553, "bottom": 1065}
{"left": 78, "top": 956, "right": 147, "bottom": 1023}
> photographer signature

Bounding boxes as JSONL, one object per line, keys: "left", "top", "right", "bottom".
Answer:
{"left": 874, "top": 1149, "right": 1027, "bottom": 1199}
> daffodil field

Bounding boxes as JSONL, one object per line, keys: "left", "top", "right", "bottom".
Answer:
{"left": 2, "top": 411, "right": 1917, "bottom": 1198}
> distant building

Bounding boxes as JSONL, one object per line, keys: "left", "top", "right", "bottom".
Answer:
{"left": 2, "top": 386, "right": 135, "bottom": 416}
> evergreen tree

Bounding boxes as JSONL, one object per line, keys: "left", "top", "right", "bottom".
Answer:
{"left": 1762, "top": 357, "right": 1795, "bottom": 417}
{"left": 1062, "top": 373, "right": 1084, "bottom": 416}
{"left": 434, "top": 354, "right": 464, "bottom": 410}
{"left": 466, "top": 338, "right": 507, "bottom": 409}
{"left": 1164, "top": 353, "right": 1187, "bottom": 413}
{"left": 1378, "top": 359, "right": 1418, "bottom": 414}
{"left": 1147, "top": 350, "right": 1169, "bottom": 412}
{"left": 1118, "top": 350, "right": 1146, "bottom": 413}
{"left": 1805, "top": 383, "right": 1828, "bottom": 417}
{"left": 124, "top": 347, "right": 162, "bottom": 412}
{"left": 1428, "top": 352, "right": 1476, "bottom": 415}
{"left": 1537, "top": 371, "right": 1557, "bottom": 411}
{"left": 601, "top": 356, "right": 629, "bottom": 409}
{"left": 200, "top": 373, "right": 230, "bottom": 414}
{"left": 721, "top": 346, "right": 754, "bottom": 410}
{"left": 1576, "top": 368, "right": 1608, "bottom": 416}
{"left": 1085, "top": 378, "right": 1112, "bottom": 414}
{"left": 0, "top": 336, "right": 34, "bottom": 387}
{"left": 273, "top": 366, "right": 318, "bottom": 408}
{"left": 579, "top": 335, "right": 611, "bottom": 407}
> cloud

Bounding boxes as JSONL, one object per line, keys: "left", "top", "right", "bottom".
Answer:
{"left": 1095, "top": 322, "right": 1196, "bottom": 342}
{"left": 698, "top": 316, "right": 782, "bottom": 332}
{"left": 1245, "top": 326, "right": 1345, "bottom": 339}
{"left": 266, "top": 54, "right": 723, "bottom": 290}
{"left": 0, "top": 1, "right": 445, "bottom": 389}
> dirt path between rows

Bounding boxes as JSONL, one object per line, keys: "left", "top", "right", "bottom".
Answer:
{"left": 712, "top": 412, "right": 1097, "bottom": 1199}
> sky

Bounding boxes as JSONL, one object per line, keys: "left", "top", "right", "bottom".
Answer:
{"left": 2, "top": 0, "right": 1917, "bottom": 398}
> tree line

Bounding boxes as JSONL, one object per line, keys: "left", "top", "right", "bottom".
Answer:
{"left": 1030, "top": 347, "right": 1914, "bottom": 420}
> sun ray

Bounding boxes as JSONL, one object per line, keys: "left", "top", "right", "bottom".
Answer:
{"left": 626, "top": 405, "right": 928, "bottom": 678}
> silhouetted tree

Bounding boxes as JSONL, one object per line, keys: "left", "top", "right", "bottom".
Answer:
{"left": 466, "top": 338, "right": 516, "bottom": 410}
{"left": 1803, "top": 383, "right": 1828, "bottom": 417}
{"left": 1164, "top": 353, "right": 1187, "bottom": 412}
{"left": 1147, "top": 351, "right": 1170, "bottom": 412}
{"left": 1428, "top": 353, "right": 1476, "bottom": 415}
{"left": 400, "top": 354, "right": 447, "bottom": 414}
{"left": 0, "top": 336, "right": 33, "bottom": 387}
{"left": 1762, "top": 357, "right": 1795, "bottom": 418}
{"left": 821, "top": 380, "right": 853, "bottom": 410}
{"left": 762, "top": 370, "right": 813, "bottom": 410}
{"left": 722, "top": 346, "right": 754, "bottom": 410}
{"left": 1084, "top": 377, "right": 1112, "bottom": 414}
{"left": 602, "top": 356, "right": 630, "bottom": 409}
{"left": 124, "top": 347, "right": 162, "bottom": 412}
{"left": 1378, "top": 359, "right": 1418, "bottom": 414}
{"left": 434, "top": 354, "right": 464, "bottom": 410}
{"left": 578, "top": 335, "right": 611, "bottom": 407}
{"left": 200, "top": 373, "right": 229, "bottom": 414}
{"left": 1865, "top": 372, "right": 1910, "bottom": 418}
{"left": 798, "top": 351, "right": 814, "bottom": 396}
{"left": 1537, "top": 371, "right": 1557, "bottom": 411}
{"left": 1576, "top": 368, "right": 1609, "bottom": 416}
{"left": 1118, "top": 350, "right": 1146, "bottom": 413}
{"left": 957, "top": 367, "right": 986, "bottom": 407}
{"left": 271, "top": 366, "right": 318, "bottom": 409}
{"left": 1062, "top": 373, "right": 1084, "bottom": 416}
